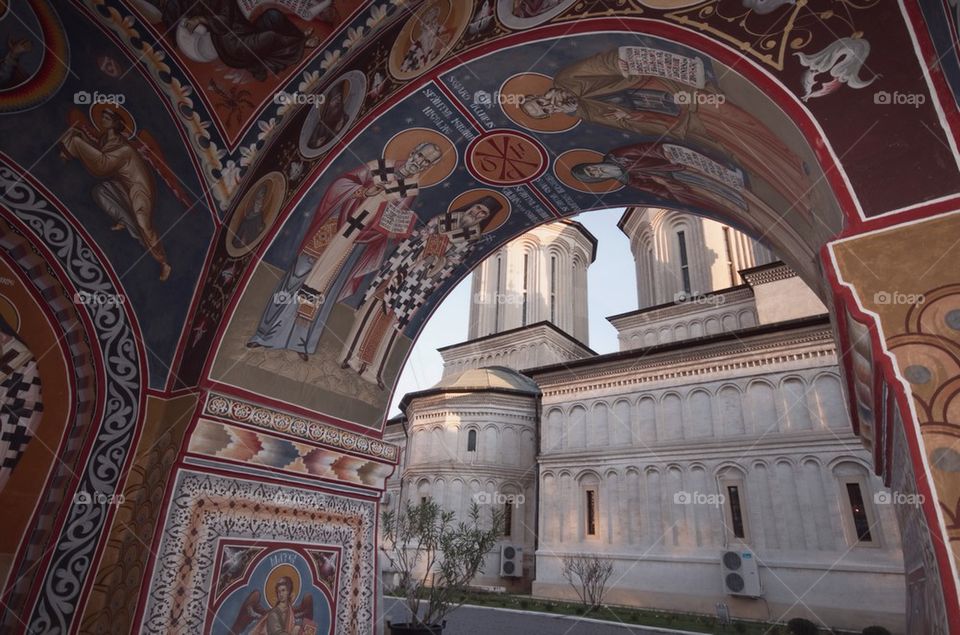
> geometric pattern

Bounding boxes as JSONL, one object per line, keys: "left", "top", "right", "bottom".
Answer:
{"left": 0, "top": 336, "right": 43, "bottom": 490}
{"left": 140, "top": 470, "right": 377, "bottom": 635}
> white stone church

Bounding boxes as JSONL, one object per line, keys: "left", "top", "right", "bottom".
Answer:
{"left": 381, "top": 208, "right": 906, "bottom": 633}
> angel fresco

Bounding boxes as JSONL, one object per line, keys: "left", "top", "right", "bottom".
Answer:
{"left": 0, "top": 36, "right": 31, "bottom": 89}
{"left": 246, "top": 141, "right": 445, "bottom": 361}
{"left": 513, "top": 46, "right": 814, "bottom": 215}
{"left": 230, "top": 576, "right": 317, "bottom": 635}
{"left": 59, "top": 104, "right": 191, "bottom": 281}
{"left": 340, "top": 193, "right": 509, "bottom": 388}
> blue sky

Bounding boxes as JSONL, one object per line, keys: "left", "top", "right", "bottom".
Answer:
{"left": 389, "top": 208, "right": 636, "bottom": 416}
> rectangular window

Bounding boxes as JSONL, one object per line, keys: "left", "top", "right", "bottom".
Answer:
{"left": 722, "top": 226, "right": 736, "bottom": 286}
{"left": 727, "top": 485, "right": 745, "bottom": 539}
{"left": 522, "top": 254, "right": 529, "bottom": 326}
{"left": 494, "top": 255, "right": 502, "bottom": 332}
{"left": 503, "top": 501, "right": 513, "bottom": 537}
{"left": 677, "top": 231, "right": 691, "bottom": 294}
{"left": 585, "top": 489, "right": 597, "bottom": 536}
{"left": 846, "top": 483, "right": 873, "bottom": 542}
{"left": 550, "top": 255, "right": 557, "bottom": 323}
{"left": 467, "top": 429, "right": 477, "bottom": 452}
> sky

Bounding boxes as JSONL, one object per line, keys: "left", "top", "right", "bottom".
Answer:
{"left": 388, "top": 207, "right": 637, "bottom": 416}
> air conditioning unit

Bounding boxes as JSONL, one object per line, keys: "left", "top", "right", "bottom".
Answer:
{"left": 720, "top": 550, "right": 761, "bottom": 597}
{"left": 499, "top": 544, "right": 523, "bottom": 578}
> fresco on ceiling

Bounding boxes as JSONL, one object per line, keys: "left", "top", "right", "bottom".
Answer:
{"left": 209, "top": 32, "right": 840, "bottom": 426}
{"left": 0, "top": 1, "right": 214, "bottom": 388}
{"left": 127, "top": 0, "right": 367, "bottom": 144}
{"left": 916, "top": 0, "right": 960, "bottom": 108}
{"left": 208, "top": 545, "right": 335, "bottom": 635}
{"left": 0, "top": 0, "right": 69, "bottom": 112}
{"left": 0, "top": 255, "right": 72, "bottom": 599}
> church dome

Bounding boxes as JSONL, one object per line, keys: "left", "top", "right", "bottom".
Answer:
{"left": 433, "top": 366, "right": 540, "bottom": 394}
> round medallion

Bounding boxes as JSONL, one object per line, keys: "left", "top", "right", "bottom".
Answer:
{"left": 466, "top": 130, "right": 547, "bottom": 186}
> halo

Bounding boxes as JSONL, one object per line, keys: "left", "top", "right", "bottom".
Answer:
{"left": 0, "top": 295, "right": 21, "bottom": 332}
{"left": 554, "top": 148, "right": 625, "bottom": 194}
{"left": 298, "top": 70, "right": 367, "bottom": 159}
{"left": 383, "top": 128, "right": 456, "bottom": 188}
{"left": 388, "top": 0, "right": 474, "bottom": 81}
{"left": 264, "top": 564, "right": 301, "bottom": 607}
{"left": 225, "top": 172, "right": 287, "bottom": 258}
{"left": 90, "top": 102, "right": 136, "bottom": 136}
{"left": 495, "top": 0, "right": 579, "bottom": 30}
{"left": 448, "top": 188, "right": 511, "bottom": 234}
{"left": 499, "top": 73, "right": 580, "bottom": 134}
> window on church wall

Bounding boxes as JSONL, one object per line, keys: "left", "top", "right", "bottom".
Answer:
{"left": 845, "top": 482, "right": 873, "bottom": 543}
{"left": 494, "top": 254, "right": 503, "bottom": 332}
{"left": 677, "top": 230, "right": 692, "bottom": 294}
{"left": 727, "top": 485, "right": 745, "bottom": 539}
{"left": 467, "top": 429, "right": 477, "bottom": 452}
{"left": 503, "top": 500, "right": 513, "bottom": 537}
{"left": 522, "top": 253, "right": 530, "bottom": 326}
{"left": 585, "top": 489, "right": 598, "bottom": 537}
{"left": 550, "top": 254, "right": 557, "bottom": 323}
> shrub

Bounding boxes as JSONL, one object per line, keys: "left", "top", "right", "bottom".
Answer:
{"left": 560, "top": 553, "right": 615, "bottom": 609}
{"left": 787, "top": 617, "right": 819, "bottom": 635}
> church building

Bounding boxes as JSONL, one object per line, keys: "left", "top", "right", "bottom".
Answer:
{"left": 383, "top": 209, "right": 905, "bottom": 632}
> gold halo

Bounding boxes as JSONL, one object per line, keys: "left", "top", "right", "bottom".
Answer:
{"left": 0, "top": 295, "right": 21, "bottom": 332}
{"left": 90, "top": 102, "right": 137, "bottom": 136}
{"left": 388, "top": 0, "right": 474, "bottom": 81}
{"left": 448, "top": 188, "right": 511, "bottom": 234}
{"left": 264, "top": 563, "right": 301, "bottom": 607}
{"left": 500, "top": 73, "right": 580, "bottom": 133}
{"left": 225, "top": 172, "right": 287, "bottom": 258}
{"left": 383, "top": 128, "right": 456, "bottom": 188}
{"left": 554, "top": 149, "right": 625, "bottom": 194}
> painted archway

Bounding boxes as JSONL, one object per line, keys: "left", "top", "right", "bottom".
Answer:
{"left": 0, "top": 1, "right": 958, "bottom": 633}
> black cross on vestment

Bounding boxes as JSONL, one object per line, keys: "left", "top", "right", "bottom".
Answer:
{"left": 342, "top": 210, "right": 370, "bottom": 237}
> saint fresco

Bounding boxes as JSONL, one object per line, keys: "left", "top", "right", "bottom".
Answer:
{"left": 298, "top": 70, "right": 366, "bottom": 159}
{"left": 389, "top": 0, "right": 473, "bottom": 80}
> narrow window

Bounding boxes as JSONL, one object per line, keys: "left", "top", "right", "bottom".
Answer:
{"left": 722, "top": 226, "right": 736, "bottom": 286}
{"left": 585, "top": 489, "right": 597, "bottom": 536}
{"left": 846, "top": 483, "right": 873, "bottom": 542}
{"left": 494, "top": 254, "right": 503, "bottom": 332}
{"left": 503, "top": 500, "right": 513, "bottom": 537}
{"left": 727, "top": 485, "right": 745, "bottom": 539}
{"left": 522, "top": 253, "right": 530, "bottom": 326}
{"left": 677, "top": 230, "right": 691, "bottom": 294}
{"left": 467, "top": 429, "right": 477, "bottom": 452}
{"left": 550, "top": 255, "right": 557, "bottom": 323}
{"left": 420, "top": 496, "right": 428, "bottom": 504}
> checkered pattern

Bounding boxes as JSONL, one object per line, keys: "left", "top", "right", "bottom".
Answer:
{"left": 0, "top": 341, "right": 43, "bottom": 489}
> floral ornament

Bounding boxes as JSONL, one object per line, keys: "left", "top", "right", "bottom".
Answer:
{"left": 367, "top": 4, "right": 389, "bottom": 29}
{"left": 795, "top": 37, "right": 877, "bottom": 102}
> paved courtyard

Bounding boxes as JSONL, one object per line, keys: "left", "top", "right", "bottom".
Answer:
{"left": 383, "top": 598, "right": 705, "bottom": 635}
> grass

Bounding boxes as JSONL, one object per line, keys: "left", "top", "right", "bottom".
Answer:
{"left": 386, "top": 589, "right": 860, "bottom": 635}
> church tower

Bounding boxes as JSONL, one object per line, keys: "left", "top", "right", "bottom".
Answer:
{"left": 468, "top": 220, "right": 595, "bottom": 343}
{"left": 619, "top": 207, "right": 773, "bottom": 308}
{"left": 438, "top": 220, "right": 596, "bottom": 377}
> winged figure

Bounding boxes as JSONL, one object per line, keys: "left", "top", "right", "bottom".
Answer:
{"left": 59, "top": 103, "right": 191, "bottom": 281}
{"left": 229, "top": 576, "right": 317, "bottom": 635}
